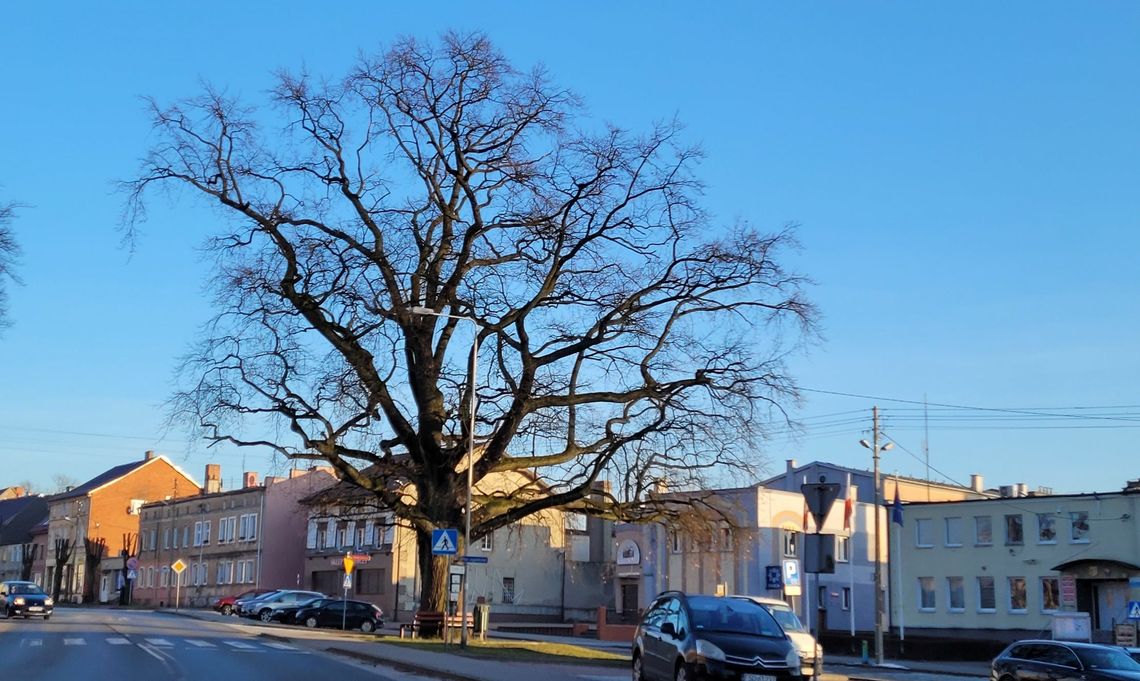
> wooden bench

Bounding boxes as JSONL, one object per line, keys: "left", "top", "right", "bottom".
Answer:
{"left": 398, "top": 611, "right": 475, "bottom": 639}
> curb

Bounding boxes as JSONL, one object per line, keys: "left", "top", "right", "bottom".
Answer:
{"left": 326, "top": 646, "right": 485, "bottom": 681}
{"left": 830, "top": 662, "right": 985, "bottom": 679}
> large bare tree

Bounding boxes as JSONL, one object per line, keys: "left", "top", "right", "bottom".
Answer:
{"left": 125, "top": 33, "right": 815, "bottom": 612}
{"left": 0, "top": 202, "right": 20, "bottom": 329}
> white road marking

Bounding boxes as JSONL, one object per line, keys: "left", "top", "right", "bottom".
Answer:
{"left": 107, "top": 637, "right": 131, "bottom": 645}
{"left": 64, "top": 638, "right": 86, "bottom": 646}
{"left": 186, "top": 639, "right": 216, "bottom": 647}
{"left": 145, "top": 638, "right": 173, "bottom": 646}
{"left": 21, "top": 639, "right": 43, "bottom": 647}
{"left": 261, "top": 642, "right": 297, "bottom": 650}
{"left": 224, "top": 640, "right": 257, "bottom": 649}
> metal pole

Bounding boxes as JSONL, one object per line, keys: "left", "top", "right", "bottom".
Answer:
{"left": 462, "top": 333, "right": 477, "bottom": 648}
{"left": 872, "top": 405, "right": 884, "bottom": 666}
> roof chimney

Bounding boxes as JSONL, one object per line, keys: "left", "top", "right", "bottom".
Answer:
{"left": 243, "top": 472, "right": 258, "bottom": 489}
{"left": 144, "top": 450, "right": 155, "bottom": 461}
{"left": 970, "top": 474, "right": 984, "bottom": 493}
{"left": 203, "top": 464, "right": 222, "bottom": 495}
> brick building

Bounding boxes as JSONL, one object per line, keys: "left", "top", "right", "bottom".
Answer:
{"left": 45, "top": 451, "right": 200, "bottom": 603}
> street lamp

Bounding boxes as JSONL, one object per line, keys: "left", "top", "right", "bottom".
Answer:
{"left": 859, "top": 405, "right": 893, "bottom": 667}
{"left": 410, "top": 305, "right": 479, "bottom": 648}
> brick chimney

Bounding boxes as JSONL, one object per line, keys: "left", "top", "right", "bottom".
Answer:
{"left": 243, "top": 472, "right": 258, "bottom": 489}
{"left": 144, "top": 450, "right": 156, "bottom": 461}
{"left": 203, "top": 464, "right": 222, "bottom": 495}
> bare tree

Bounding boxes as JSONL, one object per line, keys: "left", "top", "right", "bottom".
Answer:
{"left": 125, "top": 33, "right": 815, "bottom": 614}
{"left": 50, "top": 474, "right": 78, "bottom": 494}
{"left": 0, "top": 202, "right": 20, "bottom": 329}
{"left": 83, "top": 537, "right": 107, "bottom": 604}
{"left": 20, "top": 542, "right": 39, "bottom": 581}
{"left": 51, "top": 538, "right": 72, "bottom": 603}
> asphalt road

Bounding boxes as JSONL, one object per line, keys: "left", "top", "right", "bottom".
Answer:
{"left": 0, "top": 608, "right": 432, "bottom": 681}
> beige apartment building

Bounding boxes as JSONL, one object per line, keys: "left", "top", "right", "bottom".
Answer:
{"left": 894, "top": 483, "right": 1140, "bottom": 645}
{"left": 133, "top": 464, "right": 335, "bottom": 607}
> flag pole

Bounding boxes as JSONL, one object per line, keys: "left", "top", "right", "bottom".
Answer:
{"left": 894, "top": 474, "right": 905, "bottom": 646}
{"left": 847, "top": 472, "right": 855, "bottom": 637}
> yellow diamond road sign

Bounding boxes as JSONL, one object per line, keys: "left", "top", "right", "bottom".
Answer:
{"left": 171, "top": 558, "right": 187, "bottom": 574}
{"left": 343, "top": 554, "right": 355, "bottom": 575}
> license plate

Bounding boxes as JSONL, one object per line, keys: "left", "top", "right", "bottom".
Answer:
{"left": 741, "top": 675, "right": 775, "bottom": 681}
{"left": 28, "top": 606, "right": 43, "bottom": 612}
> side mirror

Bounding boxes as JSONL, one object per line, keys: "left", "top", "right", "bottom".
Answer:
{"left": 661, "top": 622, "right": 677, "bottom": 638}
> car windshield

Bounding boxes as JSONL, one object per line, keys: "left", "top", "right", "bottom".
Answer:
{"left": 688, "top": 596, "right": 784, "bottom": 638}
{"left": 763, "top": 604, "right": 807, "bottom": 633}
{"left": 1075, "top": 647, "right": 1140, "bottom": 670}
{"left": 10, "top": 584, "right": 44, "bottom": 595}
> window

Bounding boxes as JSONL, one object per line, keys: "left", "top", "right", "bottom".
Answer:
{"left": 918, "top": 577, "right": 935, "bottom": 610}
{"left": 182, "top": 526, "right": 190, "bottom": 547}
{"left": 247, "top": 513, "right": 257, "bottom": 541}
{"left": 1070, "top": 511, "right": 1089, "bottom": 542}
{"left": 356, "top": 523, "right": 366, "bottom": 548}
{"left": 671, "top": 532, "right": 682, "bottom": 553}
{"left": 1005, "top": 515, "right": 1023, "bottom": 545}
{"left": 836, "top": 536, "right": 850, "bottom": 563}
{"left": 160, "top": 566, "right": 170, "bottom": 587}
{"left": 783, "top": 530, "right": 798, "bottom": 557}
{"left": 163, "top": 528, "right": 170, "bottom": 550}
{"left": 947, "top": 577, "right": 965, "bottom": 611}
{"left": 977, "top": 576, "right": 996, "bottom": 611}
{"left": 1009, "top": 577, "right": 1027, "bottom": 612}
{"left": 1041, "top": 577, "right": 1060, "bottom": 612}
{"left": 306, "top": 520, "right": 319, "bottom": 549}
{"left": 975, "top": 516, "right": 992, "bottom": 545}
{"left": 945, "top": 517, "right": 962, "bottom": 547}
{"left": 501, "top": 577, "right": 515, "bottom": 604}
{"left": 235, "top": 561, "right": 245, "bottom": 584}
{"left": 480, "top": 532, "right": 494, "bottom": 551}
{"left": 193, "top": 522, "right": 203, "bottom": 547}
{"left": 1037, "top": 514, "right": 1056, "bottom": 543}
{"left": 721, "top": 528, "right": 733, "bottom": 552}
{"left": 202, "top": 520, "right": 211, "bottom": 545}
{"left": 245, "top": 559, "right": 256, "bottom": 583}
{"left": 841, "top": 587, "right": 851, "bottom": 611}
{"left": 915, "top": 518, "right": 933, "bottom": 547}
{"left": 146, "top": 567, "right": 154, "bottom": 587}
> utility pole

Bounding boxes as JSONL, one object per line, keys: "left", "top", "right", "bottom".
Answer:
{"left": 860, "top": 406, "right": 893, "bottom": 666}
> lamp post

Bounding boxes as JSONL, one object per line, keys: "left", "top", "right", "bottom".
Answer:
{"left": 859, "top": 405, "right": 893, "bottom": 666}
{"left": 410, "top": 306, "right": 479, "bottom": 648}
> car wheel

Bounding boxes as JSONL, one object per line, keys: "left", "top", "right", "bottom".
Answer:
{"left": 304, "top": 616, "right": 318, "bottom": 628}
{"left": 259, "top": 609, "right": 273, "bottom": 623}
{"left": 674, "top": 661, "right": 688, "bottom": 681}
{"left": 42, "top": 615, "right": 50, "bottom": 621}
{"left": 631, "top": 653, "right": 643, "bottom": 681}
{"left": 360, "top": 620, "right": 375, "bottom": 633}
{"left": 221, "top": 604, "right": 233, "bottom": 616}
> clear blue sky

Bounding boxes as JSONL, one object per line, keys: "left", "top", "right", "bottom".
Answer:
{"left": 1, "top": 2, "right": 1137, "bottom": 495}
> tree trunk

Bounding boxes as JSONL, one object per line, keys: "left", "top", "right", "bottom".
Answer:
{"left": 415, "top": 528, "right": 450, "bottom": 637}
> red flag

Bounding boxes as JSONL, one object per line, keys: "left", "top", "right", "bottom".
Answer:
{"left": 843, "top": 485, "right": 857, "bottom": 531}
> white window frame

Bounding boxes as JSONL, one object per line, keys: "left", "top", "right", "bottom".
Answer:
{"left": 782, "top": 530, "right": 798, "bottom": 557}
{"left": 481, "top": 532, "right": 494, "bottom": 551}
{"left": 1008, "top": 576, "right": 1028, "bottom": 613}
{"left": 1041, "top": 577, "right": 1060, "bottom": 613}
{"left": 974, "top": 516, "right": 993, "bottom": 546}
{"left": 1070, "top": 511, "right": 1090, "bottom": 543}
{"left": 915, "top": 518, "right": 933, "bottom": 548}
{"left": 947, "top": 576, "right": 965, "bottom": 612}
{"left": 836, "top": 535, "right": 850, "bottom": 563}
{"left": 1037, "top": 513, "right": 1057, "bottom": 544}
{"left": 841, "top": 587, "right": 851, "bottom": 611}
{"left": 977, "top": 576, "right": 996, "bottom": 613}
{"left": 193, "top": 522, "right": 203, "bottom": 547}
{"left": 944, "top": 517, "right": 962, "bottom": 547}
{"left": 917, "top": 577, "right": 936, "bottom": 611}
{"left": 1005, "top": 514, "right": 1024, "bottom": 545}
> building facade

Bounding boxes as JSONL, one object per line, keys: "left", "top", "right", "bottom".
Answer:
{"left": 894, "top": 486, "right": 1140, "bottom": 645}
{"left": 0, "top": 494, "right": 49, "bottom": 582}
{"left": 133, "top": 465, "right": 336, "bottom": 607}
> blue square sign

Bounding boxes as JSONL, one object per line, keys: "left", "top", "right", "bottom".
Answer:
{"left": 431, "top": 528, "right": 459, "bottom": 555}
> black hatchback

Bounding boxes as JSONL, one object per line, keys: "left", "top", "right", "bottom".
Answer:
{"left": 0, "top": 580, "right": 54, "bottom": 620}
{"left": 633, "top": 592, "right": 799, "bottom": 681}
{"left": 991, "top": 639, "right": 1140, "bottom": 680}
{"left": 294, "top": 598, "right": 384, "bottom": 632}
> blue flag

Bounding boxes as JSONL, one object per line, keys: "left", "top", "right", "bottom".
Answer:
{"left": 891, "top": 487, "right": 904, "bottom": 526}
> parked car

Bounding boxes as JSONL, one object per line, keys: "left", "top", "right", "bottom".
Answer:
{"left": 272, "top": 596, "right": 335, "bottom": 624}
{"left": 991, "top": 639, "right": 1140, "bottom": 680}
{"left": 294, "top": 598, "right": 385, "bottom": 632}
{"left": 733, "top": 595, "right": 821, "bottom": 680}
{"left": 0, "top": 580, "right": 54, "bottom": 620}
{"left": 243, "top": 590, "right": 325, "bottom": 622}
{"left": 234, "top": 589, "right": 285, "bottom": 617}
{"left": 632, "top": 591, "right": 800, "bottom": 681}
{"left": 214, "top": 588, "right": 274, "bottom": 616}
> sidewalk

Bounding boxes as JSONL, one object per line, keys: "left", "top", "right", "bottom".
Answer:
{"left": 158, "top": 608, "right": 989, "bottom": 681}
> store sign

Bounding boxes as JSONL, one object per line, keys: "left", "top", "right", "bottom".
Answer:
{"left": 617, "top": 540, "right": 641, "bottom": 566}
{"left": 1060, "top": 574, "right": 1077, "bottom": 608}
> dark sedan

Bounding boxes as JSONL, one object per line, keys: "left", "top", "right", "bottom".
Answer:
{"left": 992, "top": 639, "right": 1140, "bottom": 680}
{"left": 272, "top": 596, "right": 335, "bottom": 624}
{"left": 0, "top": 580, "right": 54, "bottom": 620}
{"left": 633, "top": 591, "right": 799, "bottom": 681}
{"left": 294, "top": 599, "right": 384, "bottom": 632}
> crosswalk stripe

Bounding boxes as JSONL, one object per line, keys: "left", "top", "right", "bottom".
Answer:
{"left": 224, "top": 640, "right": 257, "bottom": 649}
{"left": 262, "top": 642, "right": 297, "bottom": 650}
{"left": 21, "top": 639, "right": 42, "bottom": 647}
{"left": 145, "top": 638, "right": 173, "bottom": 647}
{"left": 107, "top": 637, "right": 131, "bottom": 645}
{"left": 64, "top": 638, "right": 86, "bottom": 646}
{"left": 186, "top": 639, "right": 216, "bottom": 647}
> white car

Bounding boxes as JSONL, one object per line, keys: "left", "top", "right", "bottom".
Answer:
{"left": 732, "top": 595, "right": 821, "bottom": 680}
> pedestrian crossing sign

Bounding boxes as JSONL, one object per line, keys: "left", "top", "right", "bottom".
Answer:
{"left": 1128, "top": 601, "right": 1140, "bottom": 620}
{"left": 431, "top": 528, "right": 458, "bottom": 555}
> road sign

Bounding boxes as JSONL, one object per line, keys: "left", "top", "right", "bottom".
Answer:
{"left": 783, "top": 559, "right": 802, "bottom": 596}
{"left": 801, "top": 481, "right": 842, "bottom": 531}
{"left": 462, "top": 555, "right": 489, "bottom": 564}
{"left": 343, "top": 554, "right": 355, "bottom": 575}
{"left": 431, "top": 528, "right": 458, "bottom": 555}
{"left": 126, "top": 556, "right": 139, "bottom": 571}
{"left": 343, "top": 573, "right": 353, "bottom": 590}
{"left": 171, "top": 558, "right": 187, "bottom": 574}
{"left": 1128, "top": 601, "right": 1140, "bottom": 620}
{"left": 765, "top": 565, "right": 782, "bottom": 590}
{"left": 127, "top": 569, "right": 137, "bottom": 581}
{"left": 449, "top": 564, "right": 466, "bottom": 575}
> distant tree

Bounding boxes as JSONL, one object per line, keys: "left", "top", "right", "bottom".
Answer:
{"left": 51, "top": 538, "right": 72, "bottom": 603}
{"left": 0, "top": 202, "right": 20, "bottom": 329}
{"left": 20, "top": 542, "right": 38, "bottom": 581}
{"left": 82, "top": 537, "right": 107, "bottom": 604}
{"left": 50, "top": 474, "right": 78, "bottom": 494}
{"left": 126, "top": 33, "right": 815, "bottom": 615}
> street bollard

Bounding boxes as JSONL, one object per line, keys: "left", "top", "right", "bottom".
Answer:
{"left": 862, "top": 639, "right": 869, "bottom": 665}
